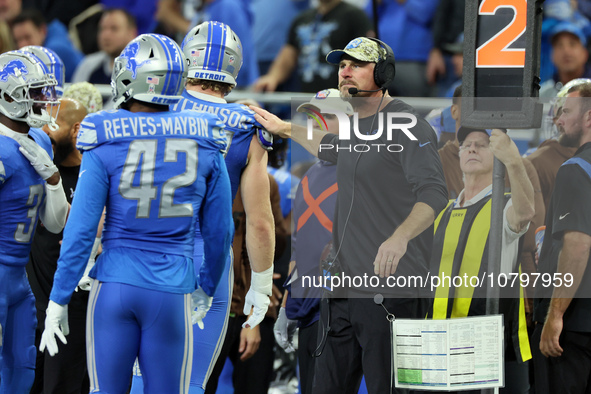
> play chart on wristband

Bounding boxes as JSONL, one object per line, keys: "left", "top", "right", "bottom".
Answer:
{"left": 393, "top": 315, "right": 504, "bottom": 390}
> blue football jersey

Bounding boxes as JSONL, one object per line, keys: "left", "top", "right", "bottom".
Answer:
{"left": 172, "top": 90, "right": 261, "bottom": 200}
{"left": 0, "top": 131, "right": 52, "bottom": 266}
{"left": 29, "top": 127, "right": 54, "bottom": 160}
{"left": 50, "top": 109, "right": 234, "bottom": 304}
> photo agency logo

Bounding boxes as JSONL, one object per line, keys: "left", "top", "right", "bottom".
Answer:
{"left": 299, "top": 92, "right": 419, "bottom": 153}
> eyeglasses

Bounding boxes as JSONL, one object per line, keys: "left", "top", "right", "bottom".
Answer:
{"left": 459, "top": 140, "right": 490, "bottom": 152}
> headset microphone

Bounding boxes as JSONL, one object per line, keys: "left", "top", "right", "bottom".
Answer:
{"left": 348, "top": 87, "right": 384, "bottom": 95}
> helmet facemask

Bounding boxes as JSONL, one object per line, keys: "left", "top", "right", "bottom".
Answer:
{"left": 0, "top": 52, "right": 60, "bottom": 129}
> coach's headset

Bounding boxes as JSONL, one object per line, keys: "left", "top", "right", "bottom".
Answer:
{"left": 368, "top": 37, "right": 396, "bottom": 90}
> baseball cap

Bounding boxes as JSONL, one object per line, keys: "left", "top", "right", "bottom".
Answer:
{"left": 457, "top": 126, "right": 492, "bottom": 145}
{"left": 549, "top": 22, "right": 587, "bottom": 46}
{"left": 326, "top": 37, "right": 386, "bottom": 65}
{"left": 297, "top": 88, "right": 354, "bottom": 115}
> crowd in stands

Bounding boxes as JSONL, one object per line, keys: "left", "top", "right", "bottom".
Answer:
{"left": 0, "top": 0, "right": 588, "bottom": 100}
{"left": 3, "top": 0, "right": 591, "bottom": 393}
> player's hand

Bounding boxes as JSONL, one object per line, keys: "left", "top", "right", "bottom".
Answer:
{"left": 40, "top": 301, "right": 69, "bottom": 356}
{"left": 540, "top": 310, "right": 564, "bottom": 357}
{"left": 274, "top": 307, "right": 297, "bottom": 353}
{"left": 76, "top": 237, "right": 101, "bottom": 292}
{"left": 249, "top": 106, "right": 291, "bottom": 139}
{"left": 18, "top": 136, "right": 59, "bottom": 181}
{"left": 243, "top": 267, "right": 273, "bottom": 329}
{"left": 374, "top": 232, "right": 408, "bottom": 278}
{"left": 191, "top": 287, "right": 212, "bottom": 329}
{"left": 239, "top": 324, "right": 261, "bottom": 361}
{"left": 77, "top": 276, "right": 93, "bottom": 292}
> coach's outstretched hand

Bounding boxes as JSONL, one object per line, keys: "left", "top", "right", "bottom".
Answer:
{"left": 249, "top": 106, "right": 292, "bottom": 139}
{"left": 40, "top": 301, "right": 69, "bottom": 356}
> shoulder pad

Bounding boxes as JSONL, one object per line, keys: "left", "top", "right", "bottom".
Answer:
{"left": 76, "top": 111, "right": 103, "bottom": 151}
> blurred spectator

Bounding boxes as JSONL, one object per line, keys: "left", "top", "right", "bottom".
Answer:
{"left": 22, "top": 0, "right": 97, "bottom": 27}
{"left": 0, "top": 0, "right": 22, "bottom": 22}
{"left": 426, "top": 0, "right": 464, "bottom": 96}
{"left": 0, "top": 20, "right": 14, "bottom": 52}
{"left": 251, "top": 0, "right": 308, "bottom": 76}
{"left": 71, "top": 8, "right": 137, "bottom": 86}
{"left": 156, "top": 0, "right": 259, "bottom": 88}
{"left": 540, "top": 22, "right": 591, "bottom": 98}
{"left": 365, "top": 0, "right": 438, "bottom": 97}
{"left": 63, "top": 82, "right": 104, "bottom": 113}
{"left": 11, "top": 9, "right": 83, "bottom": 81}
{"left": 100, "top": 0, "right": 158, "bottom": 34}
{"left": 539, "top": 5, "right": 591, "bottom": 83}
{"left": 253, "top": 0, "right": 372, "bottom": 93}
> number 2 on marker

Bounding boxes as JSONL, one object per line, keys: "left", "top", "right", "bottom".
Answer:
{"left": 476, "top": 0, "right": 526, "bottom": 68}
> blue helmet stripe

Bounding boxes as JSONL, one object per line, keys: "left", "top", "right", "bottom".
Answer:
{"left": 215, "top": 23, "right": 227, "bottom": 72}
{"left": 203, "top": 22, "right": 213, "bottom": 71}
{"left": 205, "top": 22, "right": 224, "bottom": 72}
{"left": 167, "top": 36, "right": 185, "bottom": 95}
{"left": 167, "top": 37, "right": 184, "bottom": 95}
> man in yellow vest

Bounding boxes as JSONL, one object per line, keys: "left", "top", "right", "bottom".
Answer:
{"left": 430, "top": 127, "right": 535, "bottom": 393}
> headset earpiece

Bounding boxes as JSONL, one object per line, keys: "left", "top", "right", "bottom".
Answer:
{"left": 368, "top": 38, "right": 396, "bottom": 89}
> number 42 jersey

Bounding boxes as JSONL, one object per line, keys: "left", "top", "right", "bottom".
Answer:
{"left": 50, "top": 109, "right": 234, "bottom": 305}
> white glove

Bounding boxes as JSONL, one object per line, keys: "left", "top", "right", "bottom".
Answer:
{"left": 18, "top": 136, "right": 58, "bottom": 180}
{"left": 274, "top": 307, "right": 298, "bottom": 353}
{"left": 191, "top": 287, "right": 212, "bottom": 329}
{"left": 76, "top": 237, "right": 101, "bottom": 292}
{"left": 243, "top": 266, "right": 273, "bottom": 329}
{"left": 40, "top": 301, "right": 69, "bottom": 356}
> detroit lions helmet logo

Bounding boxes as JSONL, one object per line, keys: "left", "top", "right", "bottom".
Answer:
{"left": 120, "top": 42, "right": 151, "bottom": 79}
{"left": 0, "top": 60, "right": 29, "bottom": 82}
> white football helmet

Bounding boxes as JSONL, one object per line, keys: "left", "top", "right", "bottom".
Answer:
{"left": 0, "top": 50, "right": 59, "bottom": 128}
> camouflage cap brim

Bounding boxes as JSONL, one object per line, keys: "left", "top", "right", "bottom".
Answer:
{"left": 326, "top": 37, "right": 382, "bottom": 65}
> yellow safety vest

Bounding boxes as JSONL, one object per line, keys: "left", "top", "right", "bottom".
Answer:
{"left": 429, "top": 194, "right": 531, "bottom": 363}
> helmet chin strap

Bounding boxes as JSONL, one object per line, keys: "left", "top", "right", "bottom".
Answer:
{"left": 47, "top": 117, "right": 59, "bottom": 131}
{"left": 113, "top": 89, "right": 132, "bottom": 109}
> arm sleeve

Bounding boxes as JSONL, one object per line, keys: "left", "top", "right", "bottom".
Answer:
{"left": 50, "top": 151, "right": 108, "bottom": 305}
{"left": 198, "top": 152, "right": 234, "bottom": 296}
{"left": 38, "top": 178, "right": 68, "bottom": 234}
{"left": 317, "top": 133, "right": 339, "bottom": 164}
{"left": 400, "top": 118, "right": 449, "bottom": 215}
{"left": 431, "top": 0, "right": 451, "bottom": 48}
{"left": 552, "top": 163, "right": 591, "bottom": 238}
